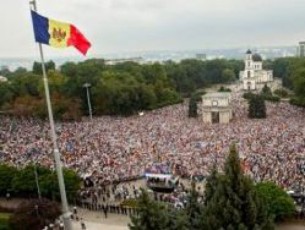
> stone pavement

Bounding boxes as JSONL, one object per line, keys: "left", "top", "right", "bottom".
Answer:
{"left": 72, "top": 208, "right": 129, "bottom": 230}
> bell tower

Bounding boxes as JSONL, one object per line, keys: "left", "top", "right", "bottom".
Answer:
{"left": 245, "top": 49, "right": 252, "bottom": 71}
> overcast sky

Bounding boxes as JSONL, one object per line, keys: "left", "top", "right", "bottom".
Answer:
{"left": 1, "top": 0, "right": 305, "bottom": 58}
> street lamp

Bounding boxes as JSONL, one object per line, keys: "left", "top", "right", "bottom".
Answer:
{"left": 34, "top": 163, "right": 41, "bottom": 199}
{"left": 83, "top": 83, "right": 93, "bottom": 121}
{"left": 26, "top": 153, "right": 41, "bottom": 200}
{"left": 34, "top": 204, "right": 39, "bottom": 217}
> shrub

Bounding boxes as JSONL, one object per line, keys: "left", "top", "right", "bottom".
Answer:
{"left": 218, "top": 86, "right": 231, "bottom": 92}
{"left": 263, "top": 95, "right": 280, "bottom": 102}
{"left": 274, "top": 88, "right": 289, "bottom": 98}
{"left": 256, "top": 182, "right": 296, "bottom": 221}
{"left": 9, "top": 198, "right": 60, "bottom": 230}
{"left": 290, "top": 97, "right": 305, "bottom": 107}
{"left": 243, "top": 92, "right": 255, "bottom": 100}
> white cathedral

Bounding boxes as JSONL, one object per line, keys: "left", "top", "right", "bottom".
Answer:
{"left": 239, "top": 50, "right": 273, "bottom": 90}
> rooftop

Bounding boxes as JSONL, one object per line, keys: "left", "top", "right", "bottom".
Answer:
{"left": 202, "top": 92, "right": 231, "bottom": 98}
{"left": 252, "top": 53, "right": 263, "bottom": 62}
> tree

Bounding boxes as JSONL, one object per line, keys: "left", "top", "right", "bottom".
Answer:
{"left": 256, "top": 182, "right": 295, "bottom": 221}
{"left": 248, "top": 94, "right": 266, "bottom": 119}
{"left": 129, "top": 189, "right": 169, "bottom": 230}
{"left": 218, "top": 86, "right": 232, "bottom": 92}
{"left": 9, "top": 198, "right": 61, "bottom": 230}
{"left": 0, "top": 164, "right": 16, "bottom": 195}
{"left": 3, "top": 57, "right": 248, "bottom": 118}
{"left": 188, "top": 95, "right": 198, "bottom": 117}
{"left": 201, "top": 144, "right": 274, "bottom": 230}
{"left": 222, "top": 68, "right": 236, "bottom": 83}
{"left": 260, "top": 85, "right": 280, "bottom": 102}
{"left": 166, "top": 209, "right": 189, "bottom": 230}
{"left": 291, "top": 67, "right": 305, "bottom": 106}
{"left": 12, "top": 165, "right": 41, "bottom": 197}
{"left": 9, "top": 73, "right": 41, "bottom": 98}
{"left": 10, "top": 164, "right": 81, "bottom": 201}
{"left": 185, "top": 182, "right": 202, "bottom": 229}
{"left": 38, "top": 168, "right": 81, "bottom": 202}
{"left": 273, "top": 88, "right": 289, "bottom": 98}
{"left": 32, "top": 60, "right": 56, "bottom": 75}
{"left": 261, "top": 84, "right": 272, "bottom": 97}
{"left": 0, "top": 82, "right": 13, "bottom": 109}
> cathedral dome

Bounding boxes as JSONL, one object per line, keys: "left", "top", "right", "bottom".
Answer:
{"left": 246, "top": 49, "right": 252, "bottom": 54}
{"left": 252, "top": 53, "right": 262, "bottom": 62}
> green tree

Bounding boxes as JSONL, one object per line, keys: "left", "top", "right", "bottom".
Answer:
{"left": 0, "top": 164, "right": 16, "bottom": 195}
{"left": 222, "top": 68, "right": 236, "bottom": 83}
{"left": 202, "top": 145, "right": 274, "bottom": 230}
{"left": 248, "top": 95, "right": 266, "bottom": 119}
{"left": 9, "top": 73, "right": 41, "bottom": 98}
{"left": 39, "top": 168, "right": 81, "bottom": 202}
{"left": 11, "top": 165, "right": 80, "bottom": 201}
{"left": 12, "top": 165, "right": 41, "bottom": 197}
{"left": 273, "top": 88, "right": 289, "bottom": 98}
{"left": 185, "top": 182, "right": 202, "bottom": 229}
{"left": 188, "top": 95, "right": 198, "bottom": 117}
{"left": 291, "top": 67, "right": 305, "bottom": 106}
{"left": 256, "top": 182, "right": 295, "bottom": 221}
{"left": 218, "top": 86, "right": 232, "bottom": 92}
{"left": 166, "top": 209, "right": 189, "bottom": 230}
{"left": 261, "top": 84, "right": 272, "bottom": 97}
{"left": 129, "top": 190, "right": 169, "bottom": 230}
{"left": 0, "top": 82, "right": 13, "bottom": 109}
{"left": 32, "top": 60, "right": 56, "bottom": 75}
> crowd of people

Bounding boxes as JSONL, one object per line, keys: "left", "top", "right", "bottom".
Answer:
{"left": 0, "top": 90, "right": 305, "bottom": 195}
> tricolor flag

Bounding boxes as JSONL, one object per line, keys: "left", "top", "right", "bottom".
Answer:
{"left": 31, "top": 10, "right": 91, "bottom": 55}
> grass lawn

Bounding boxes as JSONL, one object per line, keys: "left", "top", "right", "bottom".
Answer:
{"left": 0, "top": 213, "right": 10, "bottom": 219}
{"left": 0, "top": 213, "right": 11, "bottom": 229}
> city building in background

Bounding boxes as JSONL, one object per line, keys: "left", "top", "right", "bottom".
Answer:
{"left": 195, "top": 53, "right": 207, "bottom": 61}
{"left": 298, "top": 41, "right": 305, "bottom": 57}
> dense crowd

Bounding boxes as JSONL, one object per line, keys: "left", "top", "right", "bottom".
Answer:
{"left": 0, "top": 90, "right": 305, "bottom": 194}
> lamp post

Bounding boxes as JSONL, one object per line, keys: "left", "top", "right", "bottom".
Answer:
{"left": 34, "top": 204, "right": 39, "bottom": 217}
{"left": 26, "top": 153, "right": 41, "bottom": 200}
{"left": 33, "top": 163, "right": 41, "bottom": 199}
{"left": 83, "top": 83, "right": 93, "bottom": 121}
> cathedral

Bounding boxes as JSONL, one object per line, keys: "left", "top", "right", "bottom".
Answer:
{"left": 239, "top": 50, "right": 273, "bottom": 90}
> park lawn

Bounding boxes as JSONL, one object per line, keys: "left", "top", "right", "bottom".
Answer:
{"left": 0, "top": 213, "right": 11, "bottom": 229}
{"left": 0, "top": 213, "right": 10, "bottom": 219}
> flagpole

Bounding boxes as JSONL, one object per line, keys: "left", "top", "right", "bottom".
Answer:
{"left": 30, "top": 1, "right": 72, "bottom": 229}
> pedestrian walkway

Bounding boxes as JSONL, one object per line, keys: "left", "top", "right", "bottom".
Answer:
{"left": 72, "top": 208, "right": 129, "bottom": 230}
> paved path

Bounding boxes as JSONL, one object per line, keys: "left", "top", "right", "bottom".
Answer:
{"left": 0, "top": 198, "right": 304, "bottom": 229}
{"left": 74, "top": 207, "right": 305, "bottom": 230}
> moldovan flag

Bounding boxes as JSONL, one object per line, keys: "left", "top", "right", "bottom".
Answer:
{"left": 31, "top": 10, "right": 91, "bottom": 55}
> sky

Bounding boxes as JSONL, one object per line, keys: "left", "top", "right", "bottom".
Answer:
{"left": 1, "top": 0, "right": 305, "bottom": 58}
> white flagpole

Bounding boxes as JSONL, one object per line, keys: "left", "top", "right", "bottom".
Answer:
{"left": 30, "top": 1, "right": 72, "bottom": 229}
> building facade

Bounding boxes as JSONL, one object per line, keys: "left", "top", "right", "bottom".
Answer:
{"left": 239, "top": 50, "right": 273, "bottom": 90}
{"left": 298, "top": 41, "right": 305, "bottom": 57}
{"left": 195, "top": 53, "right": 207, "bottom": 61}
{"left": 202, "top": 92, "right": 232, "bottom": 124}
